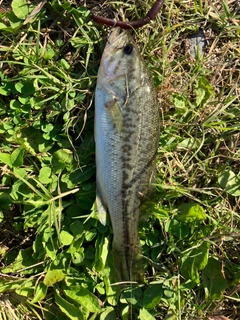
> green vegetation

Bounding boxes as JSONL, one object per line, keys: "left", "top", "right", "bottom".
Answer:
{"left": 0, "top": 0, "right": 239, "bottom": 319}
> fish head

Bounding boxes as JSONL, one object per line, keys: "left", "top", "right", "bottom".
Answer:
{"left": 99, "top": 27, "right": 144, "bottom": 85}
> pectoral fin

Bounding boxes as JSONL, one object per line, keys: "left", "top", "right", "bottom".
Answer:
{"left": 105, "top": 98, "right": 124, "bottom": 132}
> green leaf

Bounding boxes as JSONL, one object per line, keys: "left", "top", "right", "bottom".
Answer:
{"left": 7, "top": 11, "right": 22, "bottom": 29}
{"left": 139, "top": 308, "right": 155, "bottom": 320}
{"left": 71, "top": 249, "right": 85, "bottom": 265}
{"left": 15, "top": 279, "right": 34, "bottom": 297}
{"left": 15, "top": 80, "right": 35, "bottom": 95}
{"left": 0, "top": 153, "right": 11, "bottom": 166}
{"left": 12, "top": 0, "right": 28, "bottom": 20}
{"left": 0, "top": 279, "right": 24, "bottom": 293}
{"left": 1, "top": 248, "right": 39, "bottom": 275}
{"left": 61, "top": 165, "right": 95, "bottom": 189}
{"left": 121, "top": 305, "right": 130, "bottom": 320}
{"left": 45, "top": 241, "right": 57, "bottom": 260}
{"left": 64, "top": 286, "right": 101, "bottom": 313}
{"left": 13, "top": 167, "right": 26, "bottom": 178}
{"left": 41, "top": 122, "right": 54, "bottom": 133}
{"left": 165, "top": 219, "right": 189, "bottom": 239}
{"left": 85, "top": 229, "right": 97, "bottom": 241}
{"left": 0, "top": 22, "right": 8, "bottom": 30}
{"left": 54, "top": 289, "right": 84, "bottom": 320}
{"left": 105, "top": 275, "right": 119, "bottom": 306}
{"left": 181, "top": 241, "right": 209, "bottom": 283}
{"left": 0, "top": 211, "right": 3, "bottom": 223}
{"left": 177, "top": 137, "right": 201, "bottom": 150}
{"left": 100, "top": 307, "right": 116, "bottom": 320}
{"left": 195, "top": 77, "right": 214, "bottom": 106}
{"left": 202, "top": 257, "right": 227, "bottom": 300}
{"left": 143, "top": 284, "right": 163, "bottom": 309}
{"left": 170, "top": 93, "right": 188, "bottom": 110}
{"left": 60, "top": 59, "right": 71, "bottom": 70}
{"left": 218, "top": 169, "right": 240, "bottom": 196}
{"left": 52, "top": 149, "right": 73, "bottom": 173}
{"left": 95, "top": 283, "right": 105, "bottom": 295}
{"left": 39, "top": 167, "right": 52, "bottom": 184}
{"left": 121, "top": 287, "right": 142, "bottom": 306}
{"left": 70, "top": 220, "right": 84, "bottom": 237}
{"left": 175, "top": 203, "right": 206, "bottom": 222}
{"left": 153, "top": 206, "right": 169, "bottom": 221}
{"left": 32, "top": 282, "right": 48, "bottom": 303}
{"left": 60, "top": 230, "right": 74, "bottom": 246}
{"left": 10, "top": 147, "right": 24, "bottom": 167}
{"left": 0, "top": 81, "right": 14, "bottom": 95}
{"left": 94, "top": 235, "right": 109, "bottom": 271}
{"left": 44, "top": 269, "right": 65, "bottom": 286}
{"left": 0, "top": 192, "right": 11, "bottom": 210}
{"left": 19, "top": 96, "right": 30, "bottom": 104}
{"left": 3, "top": 121, "right": 13, "bottom": 130}
{"left": 43, "top": 48, "right": 55, "bottom": 60}
{"left": 10, "top": 99, "right": 21, "bottom": 110}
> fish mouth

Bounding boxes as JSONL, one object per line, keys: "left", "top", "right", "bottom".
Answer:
{"left": 107, "top": 27, "right": 126, "bottom": 47}
{"left": 109, "top": 27, "right": 122, "bottom": 37}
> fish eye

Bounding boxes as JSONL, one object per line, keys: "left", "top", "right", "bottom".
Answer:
{"left": 123, "top": 43, "right": 133, "bottom": 54}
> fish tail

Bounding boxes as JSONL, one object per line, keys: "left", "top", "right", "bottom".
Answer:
{"left": 113, "top": 240, "right": 144, "bottom": 283}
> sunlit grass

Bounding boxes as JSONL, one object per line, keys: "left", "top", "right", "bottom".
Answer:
{"left": 0, "top": 0, "right": 239, "bottom": 319}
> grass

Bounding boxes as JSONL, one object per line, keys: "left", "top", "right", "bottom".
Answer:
{"left": 0, "top": 0, "right": 239, "bottom": 319}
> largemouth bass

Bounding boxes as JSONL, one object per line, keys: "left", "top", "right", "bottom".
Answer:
{"left": 95, "top": 27, "right": 160, "bottom": 282}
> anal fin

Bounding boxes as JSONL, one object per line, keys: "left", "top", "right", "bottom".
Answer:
{"left": 96, "top": 183, "right": 108, "bottom": 226}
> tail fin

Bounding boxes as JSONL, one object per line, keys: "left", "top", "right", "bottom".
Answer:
{"left": 113, "top": 240, "right": 144, "bottom": 283}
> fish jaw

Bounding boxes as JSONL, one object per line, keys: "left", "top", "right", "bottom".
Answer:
{"left": 99, "top": 28, "right": 125, "bottom": 81}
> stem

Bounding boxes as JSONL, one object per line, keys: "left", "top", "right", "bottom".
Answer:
{"left": 91, "top": 0, "right": 165, "bottom": 29}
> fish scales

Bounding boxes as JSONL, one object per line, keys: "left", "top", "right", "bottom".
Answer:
{"left": 95, "top": 27, "right": 160, "bottom": 282}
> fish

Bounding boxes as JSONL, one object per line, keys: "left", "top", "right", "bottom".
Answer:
{"left": 94, "top": 27, "right": 160, "bottom": 283}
